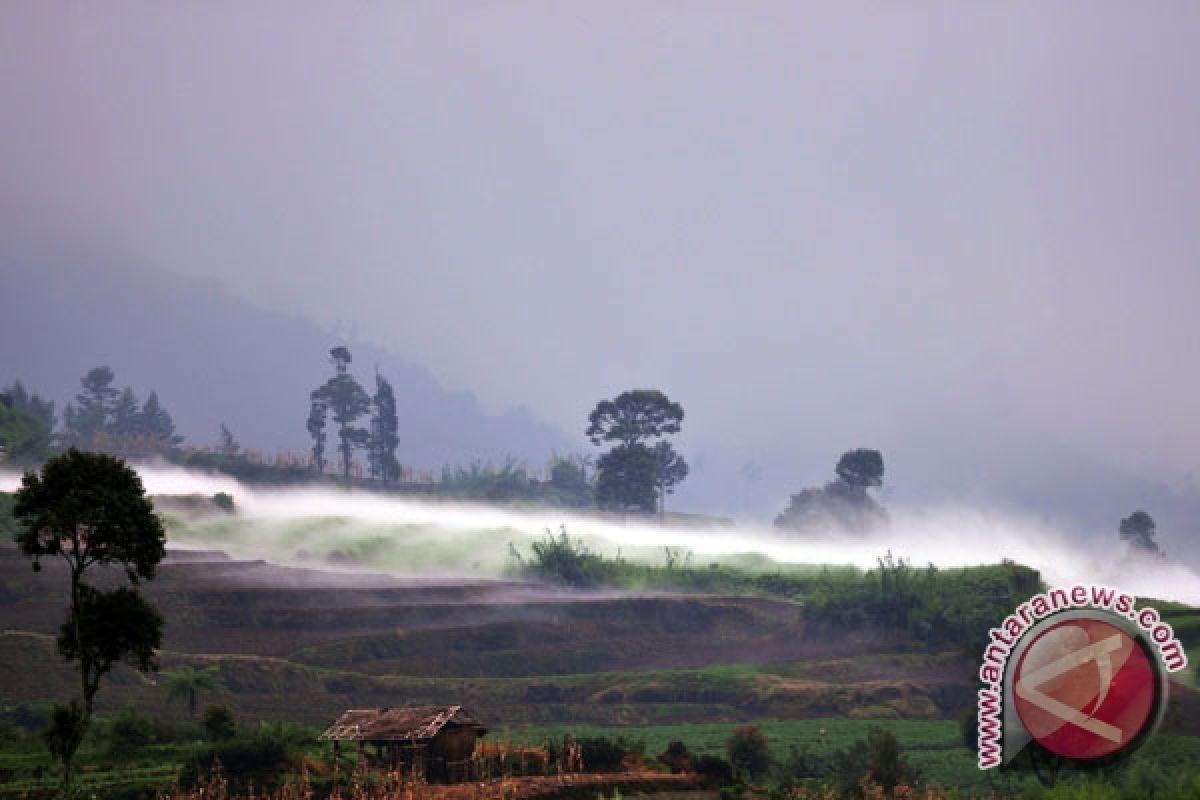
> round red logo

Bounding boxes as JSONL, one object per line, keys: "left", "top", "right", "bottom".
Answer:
{"left": 1013, "top": 618, "right": 1157, "bottom": 760}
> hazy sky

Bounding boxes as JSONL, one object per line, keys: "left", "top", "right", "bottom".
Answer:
{"left": 3, "top": 3, "right": 1199, "bottom": 496}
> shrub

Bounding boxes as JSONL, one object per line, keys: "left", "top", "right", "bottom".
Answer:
{"left": 203, "top": 705, "right": 237, "bottom": 742}
{"left": 106, "top": 705, "right": 157, "bottom": 761}
{"left": 695, "top": 754, "right": 736, "bottom": 787}
{"left": 728, "top": 725, "right": 771, "bottom": 781}
{"left": 179, "top": 732, "right": 290, "bottom": 792}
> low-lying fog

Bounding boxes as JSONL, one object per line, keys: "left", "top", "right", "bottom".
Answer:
{"left": 4, "top": 465, "right": 1199, "bottom": 606}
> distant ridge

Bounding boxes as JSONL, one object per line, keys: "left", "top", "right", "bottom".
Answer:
{"left": 0, "top": 240, "right": 574, "bottom": 471}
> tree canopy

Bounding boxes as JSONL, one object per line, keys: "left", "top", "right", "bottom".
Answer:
{"left": 586, "top": 389, "right": 684, "bottom": 447}
{"left": 1119, "top": 509, "right": 1159, "bottom": 555}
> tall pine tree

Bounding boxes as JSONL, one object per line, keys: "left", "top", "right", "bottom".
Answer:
{"left": 368, "top": 373, "right": 400, "bottom": 483}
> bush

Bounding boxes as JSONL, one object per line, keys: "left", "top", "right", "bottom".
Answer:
{"left": 514, "top": 527, "right": 617, "bottom": 588}
{"left": 179, "top": 731, "right": 291, "bottom": 792}
{"left": 695, "top": 754, "right": 736, "bottom": 787}
{"left": 658, "top": 740, "right": 693, "bottom": 773}
{"left": 577, "top": 735, "right": 644, "bottom": 772}
{"left": 203, "top": 705, "right": 237, "bottom": 742}
{"left": 106, "top": 706, "right": 158, "bottom": 761}
{"left": 212, "top": 492, "right": 235, "bottom": 512}
{"left": 827, "top": 727, "right": 918, "bottom": 800}
{"left": 727, "top": 725, "right": 771, "bottom": 781}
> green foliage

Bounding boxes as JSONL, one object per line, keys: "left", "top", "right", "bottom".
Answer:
{"left": 694, "top": 754, "right": 736, "bottom": 786}
{"left": 823, "top": 727, "right": 918, "bottom": 799}
{"left": 13, "top": 449, "right": 166, "bottom": 582}
{"left": 514, "top": 526, "right": 617, "bottom": 588}
{"left": 595, "top": 443, "right": 660, "bottom": 512}
{"left": 575, "top": 735, "right": 645, "bottom": 771}
{"left": 203, "top": 705, "right": 237, "bottom": 742}
{"left": 0, "top": 492, "right": 18, "bottom": 541}
{"left": 179, "top": 731, "right": 291, "bottom": 792}
{"left": 0, "top": 390, "right": 52, "bottom": 464}
{"left": 368, "top": 373, "right": 401, "bottom": 483}
{"left": 727, "top": 725, "right": 771, "bottom": 781}
{"left": 835, "top": 449, "right": 884, "bottom": 489}
{"left": 42, "top": 701, "right": 86, "bottom": 773}
{"left": 442, "top": 458, "right": 537, "bottom": 501}
{"left": 512, "top": 527, "right": 1039, "bottom": 654}
{"left": 212, "top": 491, "right": 236, "bottom": 512}
{"left": 549, "top": 454, "right": 594, "bottom": 507}
{"left": 104, "top": 706, "right": 158, "bottom": 762}
{"left": 658, "top": 740, "right": 693, "bottom": 773}
{"left": 164, "top": 664, "right": 222, "bottom": 716}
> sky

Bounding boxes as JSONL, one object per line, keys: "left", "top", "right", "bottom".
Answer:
{"left": 2, "top": 3, "right": 1199, "bottom": 517}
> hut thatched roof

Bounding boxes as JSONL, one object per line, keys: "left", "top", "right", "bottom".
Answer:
{"left": 320, "top": 705, "right": 486, "bottom": 742}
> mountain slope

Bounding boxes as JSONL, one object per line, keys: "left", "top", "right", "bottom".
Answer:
{"left": 0, "top": 243, "right": 574, "bottom": 471}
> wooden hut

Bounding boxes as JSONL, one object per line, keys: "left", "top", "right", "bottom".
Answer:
{"left": 320, "top": 705, "right": 487, "bottom": 783}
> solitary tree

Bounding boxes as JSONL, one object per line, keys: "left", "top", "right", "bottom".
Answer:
{"left": 588, "top": 390, "right": 687, "bottom": 514}
{"left": 1119, "top": 510, "right": 1159, "bottom": 555}
{"left": 835, "top": 449, "right": 884, "bottom": 490}
{"left": 13, "top": 450, "right": 166, "bottom": 789}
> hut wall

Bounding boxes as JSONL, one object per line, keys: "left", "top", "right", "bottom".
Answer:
{"left": 429, "top": 728, "right": 482, "bottom": 783}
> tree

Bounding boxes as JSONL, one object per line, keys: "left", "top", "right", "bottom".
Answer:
{"left": 219, "top": 423, "right": 240, "bottom": 457}
{"left": 727, "top": 725, "right": 770, "bottom": 781}
{"left": 12, "top": 450, "right": 165, "bottom": 789}
{"left": 203, "top": 705, "right": 237, "bottom": 742}
{"left": 588, "top": 390, "right": 688, "bottom": 514}
{"left": 829, "top": 728, "right": 918, "bottom": 798}
{"left": 3, "top": 381, "right": 57, "bottom": 432}
{"left": 1119, "top": 510, "right": 1159, "bottom": 555}
{"left": 63, "top": 366, "right": 120, "bottom": 447}
{"left": 111, "top": 387, "right": 141, "bottom": 437}
{"left": 164, "top": 665, "right": 221, "bottom": 716}
{"left": 652, "top": 441, "right": 689, "bottom": 518}
{"left": 836, "top": 449, "right": 884, "bottom": 490}
{"left": 595, "top": 444, "right": 659, "bottom": 513}
{"left": 549, "top": 454, "right": 593, "bottom": 507}
{"left": 586, "top": 389, "right": 684, "bottom": 447}
{"left": 367, "top": 373, "right": 400, "bottom": 483}
{"left": 311, "top": 347, "right": 371, "bottom": 479}
{"left": 0, "top": 392, "right": 52, "bottom": 464}
{"left": 658, "top": 740, "right": 694, "bottom": 774}
{"left": 139, "top": 391, "right": 182, "bottom": 449}
{"left": 306, "top": 394, "right": 329, "bottom": 473}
